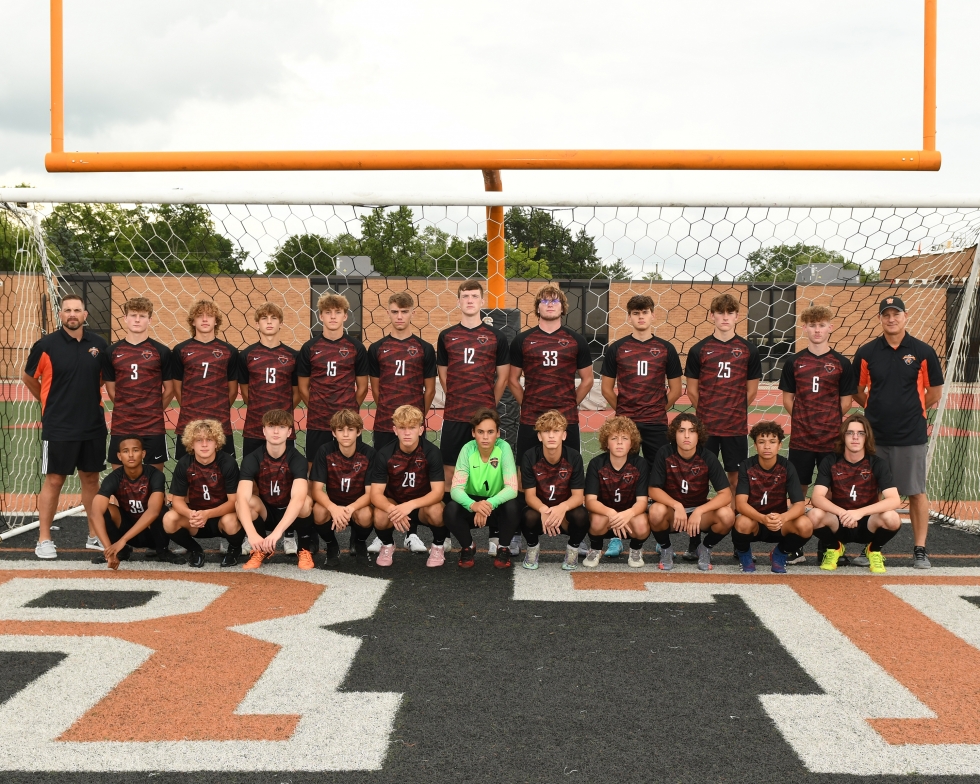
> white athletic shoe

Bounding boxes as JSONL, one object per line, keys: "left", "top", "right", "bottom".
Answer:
{"left": 170, "top": 542, "right": 188, "bottom": 556}
{"left": 85, "top": 536, "right": 104, "bottom": 551}
{"left": 442, "top": 537, "right": 453, "bottom": 554}
{"left": 582, "top": 549, "right": 602, "bottom": 568}
{"left": 509, "top": 535, "right": 522, "bottom": 556}
{"left": 628, "top": 547, "right": 645, "bottom": 568}
{"left": 488, "top": 537, "right": 499, "bottom": 556}
{"left": 367, "top": 536, "right": 383, "bottom": 553}
{"left": 282, "top": 533, "right": 298, "bottom": 555}
{"left": 405, "top": 533, "right": 428, "bottom": 553}
{"left": 219, "top": 539, "right": 228, "bottom": 553}
{"left": 577, "top": 540, "right": 590, "bottom": 557}
{"left": 35, "top": 539, "right": 57, "bottom": 560}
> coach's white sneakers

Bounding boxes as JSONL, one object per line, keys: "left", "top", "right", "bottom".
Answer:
{"left": 35, "top": 540, "right": 57, "bottom": 560}
{"left": 85, "top": 536, "right": 103, "bottom": 551}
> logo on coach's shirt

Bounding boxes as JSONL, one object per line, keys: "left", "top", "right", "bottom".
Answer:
{"left": 88, "top": 347, "right": 100, "bottom": 358}
{"left": 903, "top": 354, "right": 917, "bottom": 365}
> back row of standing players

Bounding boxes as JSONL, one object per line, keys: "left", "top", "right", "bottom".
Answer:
{"left": 27, "top": 280, "right": 942, "bottom": 568}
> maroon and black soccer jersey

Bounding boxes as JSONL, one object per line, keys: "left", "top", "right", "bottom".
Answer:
{"left": 103, "top": 338, "right": 172, "bottom": 436}
{"left": 310, "top": 441, "right": 376, "bottom": 506}
{"left": 97, "top": 464, "right": 166, "bottom": 521}
{"left": 778, "top": 349, "right": 856, "bottom": 452}
{"left": 650, "top": 445, "right": 730, "bottom": 507}
{"left": 297, "top": 333, "right": 369, "bottom": 431}
{"left": 510, "top": 326, "right": 593, "bottom": 426}
{"left": 684, "top": 335, "right": 762, "bottom": 437}
{"left": 171, "top": 338, "right": 239, "bottom": 436}
{"left": 239, "top": 444, "right": 308, "bottom": 509}
{"left": 367, "top": 334, "right": 437, "bottom": 434}
{"left": 520, "top": 445, "right": 585, "bottom": 507}
{"left": 601, "top": 335, "right": 682, "bottom": 425}
{"left": 736, "top": 455, "right": 805, "bottom": 515}
{"left": 585, "top": 453, "right": 650, "bottom": 513}
{"left": 368, "top": 438, "right": 444, "bottom": 504}
{"left": 437, "top": 323, "right": 510, "bottom": 423}
{"left": 170, "top": 451, "right": 240, "bottom": 511}
{"left": 815, "top": 453, "right": 895, "bottom": 511}
{"left": 238, "top": 342, "right": 299, "bottom": 439}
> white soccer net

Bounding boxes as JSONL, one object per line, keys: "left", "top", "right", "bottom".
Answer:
{"left": 2, "top": 199, "right": 978, "bottom": 527}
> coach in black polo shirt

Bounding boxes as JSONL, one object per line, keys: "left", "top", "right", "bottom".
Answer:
{"left": 853, "top": 296, "right": 943, "bottom": 569}
{"left": 21, "top": 294, "right": 108, "bottom": 560}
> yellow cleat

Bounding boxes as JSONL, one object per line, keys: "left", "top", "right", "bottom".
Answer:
{"left": 867, "top": 548, "right": 886, "bottom": 574}
{"left": 820, "top": 542, "right": 845, "bottom": 571}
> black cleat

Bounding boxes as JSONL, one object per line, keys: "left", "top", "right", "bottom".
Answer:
{"left": 352, "top": 539, "right": 372, "bottom": 565}
{"left": 493, "top": 546, "right": 512, "bottom": 569}
{"left": 188, "top": 549, "right": 206, "bottom": 568}
{"left": 220, "top": 549, "right": 241, "bottom": 568}
{"left": 326, "top": 541, "right": 341, "bottom": 567}
{"left": 458, "top": 545, "right": 476, "bottom": 568}
{"left": 156, "top": 549, "right": 187, "bottom": 565}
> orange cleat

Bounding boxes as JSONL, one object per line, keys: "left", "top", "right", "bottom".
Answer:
{"left": 297, "top": 549, "right": 315, "bottom": 570}
{"left": 242, "top": 550, "right": 270, "bottom": 570}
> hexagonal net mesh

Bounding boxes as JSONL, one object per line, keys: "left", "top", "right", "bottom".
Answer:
{"left": 1, "top": 200, "right": 978, "bottom": 527}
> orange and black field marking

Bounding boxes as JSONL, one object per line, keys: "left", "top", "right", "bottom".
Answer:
{"left": 2, "top": 517, "right": 980, "bottom": 782}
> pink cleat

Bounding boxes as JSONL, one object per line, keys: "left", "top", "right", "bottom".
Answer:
{"left": 376, "top": 543, "right": 395, "bottom": 567}
{"left": 426, "top": 544, "right": 446, "bottom": 568}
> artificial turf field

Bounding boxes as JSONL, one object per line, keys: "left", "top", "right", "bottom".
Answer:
{"left": 4, "top": 517, "right": 980, "bottom": 782}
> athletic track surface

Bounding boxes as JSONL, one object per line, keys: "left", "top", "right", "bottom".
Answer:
{"left": 3, "top": 517, "right": 980, "bottom": 782}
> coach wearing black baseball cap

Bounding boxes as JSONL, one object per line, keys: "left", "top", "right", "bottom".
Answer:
{"left": 852, "top": 295, "right": 943, "bottom": 568}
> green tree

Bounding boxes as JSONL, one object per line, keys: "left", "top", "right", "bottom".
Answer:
{"left": 358, "top": 206, "right": 432, "bottom": 276}
{"left": 505, "top": 241, "right": 552, "bottom": 279}
{"left": 0, "top": 208, "right": 33, "bottom": 271}
{"left": 504, "top": 207, "right": 601, "bottom": 278}
{"left": 600, "top": 258, "right": 633, "bottom": 281}
{"left": 738, "top": 243, "right": 875, "bottom": 283}
{"left": 42, "top": 203, "right": 248, "bottom": 274}
{"left": 265, "top": 233, "right": 346, "bottom": 275}
{"left": 642, "top": 268, "right": 664, "bottom": 281}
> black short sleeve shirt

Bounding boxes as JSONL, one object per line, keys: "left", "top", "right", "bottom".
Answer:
{"left": 24, "top": 328, "right": 108, "bottom": 441}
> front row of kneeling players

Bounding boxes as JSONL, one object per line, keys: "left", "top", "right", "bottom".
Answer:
{"left": 90, "top": 405, "right": 902, "bottom": 574}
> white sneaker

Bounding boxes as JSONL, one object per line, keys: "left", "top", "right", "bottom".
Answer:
{"left": 577, "top": 540, "right": 590, "bottom": 556}
{"left": 582, "top": 549, "right": 602, "bottom": 568}
{"left": 85, "top": 536, "right": 103, "bottom": 551}
{"left": 628, "top": 547, "right": 645, "bottom": 568}
{"left": 283, "top": 533, "right": 298, "bottom": 555}
{"left": 509, "top": 535, "right": 522, "bottom": 556}
{"left": 443, "top": 537, "right": 453, "bottom": 554}
{"left": 488, "top": 537, "right": 499, "bottom": 556}
{"left": 367, "top": 536, "right": 383, "bottom": 553}
{"left": 241, "top": 539, "right": 252, "bottom": 555}
{"left": 35, "top": 539, "right": 57, "bottom": 560}
{"left": 405, "top": 533, "right": 428, "bottom": 553}
{"left": 170, "top": 542, "right": 188, "bottom": 555}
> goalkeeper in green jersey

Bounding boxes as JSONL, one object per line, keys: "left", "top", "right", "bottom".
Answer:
{"left": 445, "top": 407, "right": 520, "bottom": 569}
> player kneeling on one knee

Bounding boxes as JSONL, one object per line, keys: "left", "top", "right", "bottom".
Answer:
{"left": 369, "top": 405, "right": 446, "bottom": 568}
{"left": 445, "top": 408, "right": 519, "bottom": 569}
{"left": 236, "top": 409, "right": 315, "bottom": 571}
{"left": 520, "top": 410, "right": 588, "bottom": 571}
{"left": 583, "top": 416, "right": 651, "bottom": 569}
{"left": 806, "top": 414, "right": 901, "bottom": 574}
{"left": 311, "top": 409, "right": 376, "bottom": 567}
{"left": 90, "top": 436, "right": 180, "bottom": 569}
{"left": 648, "top": 412, "right": 734, "bottom": 571}
{"left": 163, "top": 419, "right": 242, "bottom": 568}
{"left": 733, "top": 421, "right": 810, "bottom": 574}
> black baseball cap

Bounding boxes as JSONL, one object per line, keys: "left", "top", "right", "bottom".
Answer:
{"left": 879, "top": 296, "right": 906, "bottom": 314}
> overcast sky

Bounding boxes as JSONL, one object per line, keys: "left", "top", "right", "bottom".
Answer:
{"left": 1, "top": 0, "right": 979, "bottom": 201}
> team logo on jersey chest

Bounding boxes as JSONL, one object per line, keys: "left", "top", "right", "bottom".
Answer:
{"left": 477, "top": 335, "right": 489, "bottom": 345}
{"left": 650, "top": 347, "right": 662, "bottom": 357}
{"left": 558, "top": 468, "right": 569, "bottom": 480}
{"left": 407, "top": 346, "right": 419, "bottom": 357}
{"left": 142, "top": 349, "right": 154, "bottom": 360}
{"left": 558, "top": 339, "right": 570, "bottom": 347}
{"left": 352, "top": 460, "right": 364, "bottom": 472}
{"left": 212, "top": 349, "right": 224, "bottom": 359}
{"left": 414, "top": 456, "right": 425, "bottom": 468}
{"left": 861, "top": 469, "right": 871, "bottom": 481}
{"left": 731, "top": 348, "right": 743, "bottom": 359}
{"left": 825, "top": 363, "right": 836, "bottom": 374}
{"left": 903, "top": 354, "right": 917, "bottom": 365}
{"left": 339, "top": 348, "right": 350, "bottom": 358}
{"left": 490, "top": 457, "right": 499, "bottom": 468}
{"left": 690, "top": 464, "right": 702, "bottom": 475}
{"left": 278, "top": 355, "right": 289, "bottom": 365}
